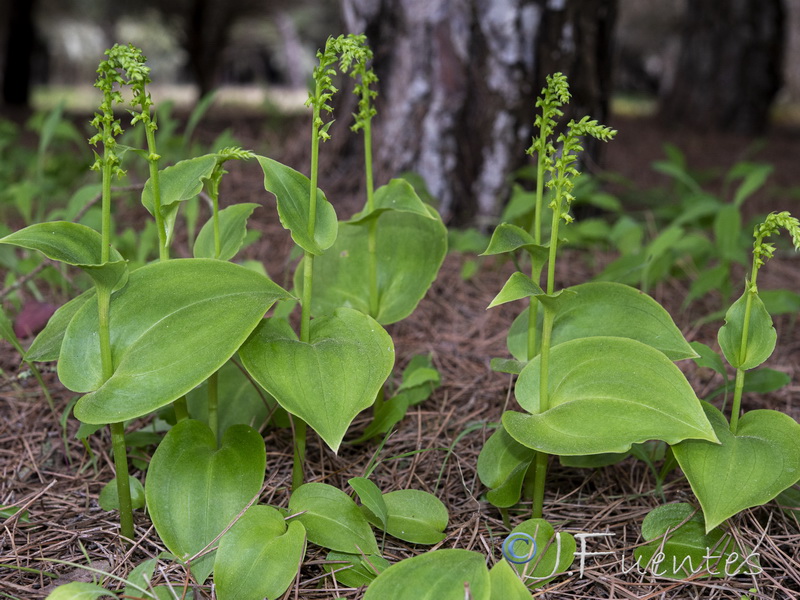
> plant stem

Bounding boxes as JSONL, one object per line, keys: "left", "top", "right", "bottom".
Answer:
{"left": 99, "top": 286, "right": 134, "bottom": 541}
{"left": 531, "top": 307, "right": 555, "bottom": 518}
{"left": 173, "top": 397, "right": 189, "bottom": 422}
{"left": 110, "top": 421, "right": 134, "bottom": 540}
{"left": 546, "top": 185, "right": 564, "bottom": 296}
{"left": 363, "top": 121, "right": 380, "bottom": 318}
{"left": 144, "top": 122, "right": 168, "bottom": 261}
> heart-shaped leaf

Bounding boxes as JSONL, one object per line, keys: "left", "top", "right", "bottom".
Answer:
{"left": 215, "top": 505, "right": 306, "bottom": 600}
{"left": 477, "top": 426, "right": 535, "bottom": 508}
{"left": 299, "top": 199, "right": 447, "bottom": 324}
{"left": 145, "top": 420, "right": 266, "bottom": 584}
{"left": 363, "top": 549, "right": 490, "bottom": 600}
{"left": 240, "top": 307, "right": 394, "bottom": 452}
{"left": 349, "top": 477, "right": 388, "bottom": 529}
{"left": 193, "top": 202, "right": 260, "bottom": 261}
{"left": 142, "top": 154, "right": 218, "bottom": 245}
{"left": 718, "top": 290, "right": 776, "bottom": 370}
{"left": 324, "top": 551, "right": 390, "bottom": 587}
{"left": 0, "top": 221, "right": 127, "bottom": 293}
{"left": 255, "top": 155, "right": 337, "bottom": 255}
{"left": 673, "top": 403, "right": 800, "bottom": 532}
{"left": 505, "top": 519, "right": 575, "bottom": 588}
{"left": 503, "top": 337, "right": 718, "bottom": 455}
{"left": 507, "top": 282, "right": 698, "bottom": 361}
{"left": 288, "top": 482, "right": 379, "bottom": 555}
{"left": 61, "top": 259, "right": 289, "bottom": 424}
{"left": 362, "top": 489, "right": 448, "bottom": 545}
{"left": 489, "top": 560, "right": 533, "bottom": 600}
{"left": 349, "top": 179, "right": 437, "bottom": 223}
{"left": 482, "top": 223, "right": 549, "bottom": 274}
{"left": 634, "top": 503, "right": 759, "bottom": 579}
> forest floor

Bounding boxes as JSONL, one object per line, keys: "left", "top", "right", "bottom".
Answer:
{"left": 1, "top": 111, "right": 799, "bottom": 599}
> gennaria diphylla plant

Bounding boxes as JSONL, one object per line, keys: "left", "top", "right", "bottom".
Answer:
{"left": 474, "top": 73, "right": 718, "bottom": 587}
{"left": 633, "top": 213, "right": 800, "bottom": 579}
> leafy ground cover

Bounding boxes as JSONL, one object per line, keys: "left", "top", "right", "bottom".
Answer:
{"left": 1, "top": 62, "right": 799, "bottom": 598}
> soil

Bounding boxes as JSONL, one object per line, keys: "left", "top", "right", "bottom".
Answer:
{"left": 1, "top": 112, "right": 799, "bottom": 599}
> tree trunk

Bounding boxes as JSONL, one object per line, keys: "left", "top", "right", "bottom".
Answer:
{"left": 341, "top": 0, "right": 617, "bottom": 225}
{"left": 658, "top": 0, "right": 784, "bottom": 135}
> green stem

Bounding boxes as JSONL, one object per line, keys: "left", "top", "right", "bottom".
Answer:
{"left": 546, "top": 186, "right": 563, "bottom": 295}
{"left": 292, "top": 83, "right": 324, "bottom": 489}
{"left": 730, "top": 368, "right": 746, "bottom": 434}
{"left": 173, "top": 397, "right": 189, "bottom": 422}
{"left": 364, "top": 120, "right": 379, "bottom": 318}
{"left": 144, "top": 124, "right": 168, "bottom": 261}
{"left": 99, "top": 285, "right": 134, "bottom": 541}
{"left": 211, "top": 180, "right": 221, "bottom": 259}
{"left": 531, "top": 307, "right": 555, "bottom": 519}
{"left": 100, "top": 151, "right": 113, "bottom": 264}
{"left": 110, "top": 421, "right": 134, "bottom": 540}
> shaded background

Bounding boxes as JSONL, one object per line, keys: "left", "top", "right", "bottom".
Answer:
{"left": 0, "top": 0, "right": 797, "bottom": 223}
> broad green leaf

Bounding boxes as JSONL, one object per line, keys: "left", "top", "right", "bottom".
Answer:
{"left": 504, "top": 337, "right": 718, "bottom": 455}
{"left": 477, "top": 426, "right": 535, "bottom": 508}
{"left": 759, "top": 288, "right": 800, "bottom": 315}
{"left": 255, "top": 155, "right": 337, "bottom": 255}
{"left": 559, "top": 452, "right": 628, "bottom": 468}
{"left": 718, "top": 290, "right": 776, "bottom": 370}
{"left": 690, "top": 341, "right": 727, "bottom": 379}
{"left": 707, "top": 367, "right": 790, "bottom": 401}
{"left": 186, "top": 360, "right": 280, "bottom": 434}
{"left": 349, "top": 477, "right": 388, "bottom": 529}
{"left": 62, "top": 259, "right": 289, "bottom": 423}
{"left": 348, "top": 393, "right": 410, "bottom": 444}
{"left": 685, "top": 264, "right": 729, "bottom": 306}
{"left": 363, "top": 549, "right": 490, "bottom": 600}
{"left": 240, "top": 308, "right": 394, "bottom": 452}
{"left": 193, "top": 202, "right": 260, "bottom": 260}
{"left": 288, "top": 482, "right": 379, "bottom": 555}
{"left": 362, "top": 489, "right": 448, "bottom": 545}
{"left": 215, "top": 506, "right": 306, "bottom": 600}
{"left": 26, "top": 290, "right": 94, "bottom": 362}
{"left": 507, "top": 282, "right": 698, "bottom": 362}
{"left": 349, "top": 179, "right": 437, "bottom": 223}
{"left": 123, "top": 558, "right": 157, "bottom": 599}
{"left": 673, "top": 404, "right": 800, "bottom": 532}
{"left": 634, "top": 503, "right": 758, "bottom": 579}
{"left": 776, "top": 485, "right": 800, "bottom": 519}
{"left": 324, "top": 552, "right": 390, "bottom": 587}
{"left": 489, "top": 560, "right": 533, "bottom": 600}
{"left": 299, "top": 202, "right": 447, "bottom": 324}
{"left": 713, "top": 205, "right": 745, "bottom": 264}
{"left": 505, "top": 519, "right": 575, "bottom": 588}
{"left": 488, "top": 273, "right": 545, "bottom": 308}
{"left": 142, "top": 155, "right": 217, "bottom": 245}
{"left": 98, "top": 476, "right": 145, "bottom": 511}
{"left": 145, "top": 420, "right": 266, "bottom": 584}
{"left": 45, "top": 582, "right": 115, "bottom": 599}
{"left": 0, "top": 222, "right": 127, "bottom": 293}
{"left": 0, "top": 505, "right": 30, "bottom": 522}
{"left": 482, "top": 224, "right": 549, "bottom": 273}
{"left": 729, "top": 162, "right": 772, "bottom": 207}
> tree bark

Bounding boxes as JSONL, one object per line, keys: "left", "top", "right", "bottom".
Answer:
{"left": 658, "top": 0, "right": 784, "bottom": 135}
{"left": 341, "top": 0, "right": 617, "bottom": 225}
